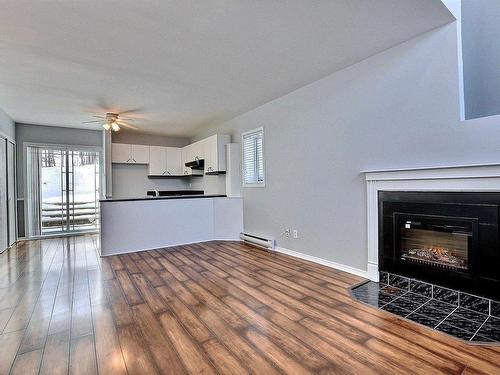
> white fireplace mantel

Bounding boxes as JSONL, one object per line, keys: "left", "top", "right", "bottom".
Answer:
{"left": 363, "top": 163, "right": 500, "bottom": 281}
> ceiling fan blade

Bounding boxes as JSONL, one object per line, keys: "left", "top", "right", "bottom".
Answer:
{"left": 119, "top": 108, "right": 144, "bottom": 115}
{"left": 92, "top": 115, "right": 106, "bottom": 119}
{"left": 82, "top": 120, "right": 103, "bottom": 124}
{"left": 119, "top": 122, "right": 138, "bottom": 130}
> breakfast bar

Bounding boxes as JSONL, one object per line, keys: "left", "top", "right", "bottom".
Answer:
{"left": 99, "top": 195, "right": 243, "bottom": 256}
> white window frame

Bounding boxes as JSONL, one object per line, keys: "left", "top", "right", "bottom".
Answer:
{"left": 241, "top": 127, "right": 265, "bottom": 188}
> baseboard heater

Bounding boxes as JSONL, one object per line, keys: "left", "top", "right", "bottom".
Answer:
{"left": 239, "top": 232, "right": 275, "bottom": 250}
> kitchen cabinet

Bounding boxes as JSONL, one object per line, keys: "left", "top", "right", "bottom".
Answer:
{"left": 111, "top": 143, "right": 131, "bottom": 163}
{"left": 204, "top": 134, "right": 231, "bottom": 174}
{"left": 149, "top": 146, "right": 183, "bottom": 175}
{"left": 131, "top": 144, "right": 150, "bottom": 164}
{"left": 148, "top": 146, "right": 166, "bottom": 175}
{"left": 181, "top": 144, "right": 192, "bottom": 175}
{"left": 112, "top": 143, "right": 150, "bottom": 164}
{"left": 191, "top": 139, "right": 205, "bottom": 161}
{"left": 111, "top": 134, "right": 230, "bottom": 174}
{"left": 166, "top": 147, "right": 183, "bottom": 175}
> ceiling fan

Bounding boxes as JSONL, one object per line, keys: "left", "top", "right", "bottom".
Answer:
{"left": 82, "top": 112, "right": 137, "bottom": 132}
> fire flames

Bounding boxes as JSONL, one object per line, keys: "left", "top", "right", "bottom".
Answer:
{"left": 404, "top": 247, "right": 466, "bottom": 268}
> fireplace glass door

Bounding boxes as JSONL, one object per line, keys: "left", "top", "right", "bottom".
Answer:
{"left": 396, "top": 214, "right": 473, "bottom": 271}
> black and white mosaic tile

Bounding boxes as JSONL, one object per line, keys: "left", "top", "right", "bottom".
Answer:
{"left": 351, "top": 272, "right": 500, "bottom": 345}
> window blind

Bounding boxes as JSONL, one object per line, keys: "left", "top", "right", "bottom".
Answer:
{"left": 242, "top": 128, "right": 264, "bottom": 185}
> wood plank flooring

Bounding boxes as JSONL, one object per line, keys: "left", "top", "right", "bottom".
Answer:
{"left": 0, "top": 235, "right": 499, "bottom": 374}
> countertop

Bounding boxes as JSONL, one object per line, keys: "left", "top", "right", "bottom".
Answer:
{"left": 100, "top": 194, "right": 227, "bottom": 203}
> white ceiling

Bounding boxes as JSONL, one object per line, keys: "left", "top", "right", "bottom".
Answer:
{"left": 0, "top": 1, "right": 453, "bottom": 136}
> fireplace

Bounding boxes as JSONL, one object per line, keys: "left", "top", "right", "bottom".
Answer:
{"left": 397, "top": 214, "right": 473, "bottom": 271}
{"left": 379, "top": 191, "right": 500, "bottom": 299}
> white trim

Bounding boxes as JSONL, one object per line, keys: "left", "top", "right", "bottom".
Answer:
{"left": 0, "top": 129, "right": 15, "bottom": 144}
{"left": 274, "top": 246, "right": 369, "bottom": 279}
{"left": 23, "top": 142, "right": 104, "bottom": 238}
{"left": 363, "top": 163, "right": 500, "bottom": 282}
{"left": 100, "top": 239, "right": 216, "bottom": 257}
{"left": 241, "top": 126, "right": 266, "bottom": 188}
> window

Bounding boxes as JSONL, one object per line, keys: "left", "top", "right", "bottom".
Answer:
{"left": 242, "top": 127, "right": 265, "bottom": 187}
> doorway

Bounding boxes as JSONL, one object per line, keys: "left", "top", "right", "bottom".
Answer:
{"left": 27, "top": 145, "right": 101, "bottom": 237}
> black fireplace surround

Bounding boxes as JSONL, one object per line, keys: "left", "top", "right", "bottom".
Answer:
{"left": 379, "top": 192, "right": 500, "bottom": 300}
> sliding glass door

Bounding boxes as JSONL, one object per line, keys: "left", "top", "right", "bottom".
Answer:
{"left": 27, "top": 146, "right": 101, "bottom": 237}
{"left": 0, "top": 140, "right": 7, "bottom": 250}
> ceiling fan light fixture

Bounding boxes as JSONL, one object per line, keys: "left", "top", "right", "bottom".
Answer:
{"left": 103, "top": 122, "right": 111, "bottom": 131}
{"left": 111, "top": 122, "right": 120, "bottom": 132}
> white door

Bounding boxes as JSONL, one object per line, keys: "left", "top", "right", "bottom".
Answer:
{"left": 0, "top": 139, "right": 7, "bottom": 251}
{"left": 112, "top": 143, "right": 131, "bottom": 163}
{"left": 149, "top": 146, "right": 166, "bottom": 175}
{"left": 166, "top": 147, "right": 182, "bottom": 175}
{"left": 131, "top": 145, "right": 150, "bottom": 164}
{"left": 7, "top": 142, "right": 15, "bottom": 246}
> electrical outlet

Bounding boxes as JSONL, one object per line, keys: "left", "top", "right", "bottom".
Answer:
{"left": 284, "top": 228, "right": 291, "bottom": 238}
{"left": 293, "top": 230, "right": 298, "bottom": 239}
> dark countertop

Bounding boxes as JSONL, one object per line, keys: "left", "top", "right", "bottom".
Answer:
{"left": 100, "top": 194, "right": 227, "bottom": 203}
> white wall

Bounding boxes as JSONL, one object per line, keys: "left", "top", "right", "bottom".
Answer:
{"left": 193, "top": 21, "right": 500, "bottom": 272}
{"left": 0, "top": 107, "right": 14, "bottom": 140}
{"left": 112, "top": 164, "right": 190, "bottom": 198}
{"left": 462, "top": 0, "right": 500, "bottom": 119}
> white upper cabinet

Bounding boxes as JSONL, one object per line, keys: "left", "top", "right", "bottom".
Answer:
{"left": 181, "top": 144, "right": 192, "bottom": 175}
{"left": 131, "top": 144, "right": 150, "bottom": 164}
{"left": 111, "top": 134, "right": 230, "bottom": 174}
{"left": 149, "top": 146, "right": 183, "bottom": 175}
{"left": 166, "top": 147, "right": 183, "bottom": 175}
{"left": 112, "top": 143, "right": 150, "bottom": 164}
{"left": 112, "top": 143, "right": 132, "bottom": 163}
{"left": 204, "top": 134, "right": 231, "bottom": 173}
{"left": 191, "top": 140, "right": 205, "bottom": 161}
{"left": 148, "top": 146, "right": 166, "bottom": 175}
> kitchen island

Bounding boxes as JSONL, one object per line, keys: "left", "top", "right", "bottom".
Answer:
{"left": 99, "top": 195, "right": 243, "bottom": 256}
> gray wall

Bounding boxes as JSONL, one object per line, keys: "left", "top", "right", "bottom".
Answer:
{"left": 111, "top": 131, "right": 192, "bottom": 198}
{"left": 193, "top": 22, "right": 500, "bottom": 272}
{"left": 112, "top": 131, "right": 190, "bottom": 148}
{"left": 15, "top": 123, "right": 102, "bottom": 237}
{"left": 462, "top": 0, "right": 500, "bottom": 119}
{"left": 0, "top": 108, "right": 15, "bottom": 140}
{"left": 15, "top": 123, "right": 103, "bottom": 197}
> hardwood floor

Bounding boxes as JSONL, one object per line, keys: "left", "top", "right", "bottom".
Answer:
{"left": 0, "top": 236, "right": 499, "bottom": 374}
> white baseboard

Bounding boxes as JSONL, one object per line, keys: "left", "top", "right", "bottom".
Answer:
{"left": 274, "top": 246, "right": 369, "bottom": 279}
{"left": 367, "top": 262, "right": 379, "bottom": 282}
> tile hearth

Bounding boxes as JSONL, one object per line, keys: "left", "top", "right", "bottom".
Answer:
{"left": 351, "top": 272, "right": 500, "bottom": 344}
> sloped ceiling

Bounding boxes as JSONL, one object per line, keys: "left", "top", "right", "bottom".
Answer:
{"left": 0, "top": 0, "right": 454, "bottom": 136}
